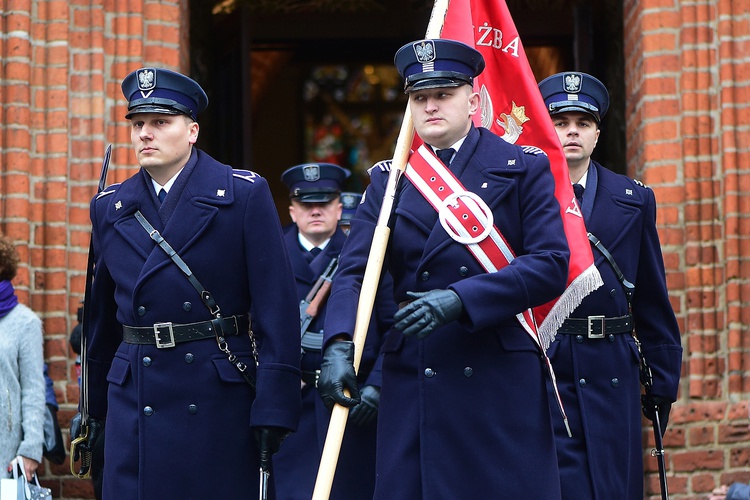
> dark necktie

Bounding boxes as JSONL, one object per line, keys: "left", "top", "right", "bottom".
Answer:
{"left": 305, "top": 246, "right": 321, "bottom": 264}
{"left": 436, "top": 148, "right": 455, "bottom": 166}
{"left": 573, "top": 184, "right": 584, "bottom": 207}
{"left": 158, "top": 188, "right": 167, "bottom": 204}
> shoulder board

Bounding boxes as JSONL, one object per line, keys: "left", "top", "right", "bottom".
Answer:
{"left": 95, "top": 184, "right": 120, "bottom": 199}
{"left": 233, "top": 169, "right": 259, "bottom": 183}
{"left": 519, "top": 145, "right": 547, "bottom": 156}
{"left": 367, "top": 159, "right": 393, "bottom": 176}
{"left": 633, "top": 178, "right": 648, "bottom": 188}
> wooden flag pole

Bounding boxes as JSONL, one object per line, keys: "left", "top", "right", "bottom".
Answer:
{"left": 311, "top": 1, "right": 449, "bottom": 498}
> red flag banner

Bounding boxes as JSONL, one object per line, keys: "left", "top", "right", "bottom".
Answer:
{"left": 438, "top": 0, "right": 603, "bottom": 347}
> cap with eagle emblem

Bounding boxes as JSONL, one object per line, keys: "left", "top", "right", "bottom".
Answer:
{"left": 121, "top": 67, "right": 209, "bottom": 120}
{"left": 394, "top": 39, "right": 485, "bottom": 93}
{"left": 538, "top": 71, "right": 610, "bottom": 122}
{"left": 281, "top": 163, "right": 351, "bottom": 203}
{"left": 338, "top": 191, "right": 363, "bottom": 226}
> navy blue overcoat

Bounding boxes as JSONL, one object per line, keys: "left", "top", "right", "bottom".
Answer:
{"left": 547, "top": 161, "right": 683, "bottom": 500}
{"left": 273, "top": 226, "right": 394, "bottom": 499}
{"left": 325, "top": 126, "right": 570, "bottom": 499}
{"left": 85, "top": 149, "right": 302, "bottom": 499}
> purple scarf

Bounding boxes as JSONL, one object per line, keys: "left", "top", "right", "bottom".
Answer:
{"left": 0, "top": 280, "right": 19, "bottom": 319}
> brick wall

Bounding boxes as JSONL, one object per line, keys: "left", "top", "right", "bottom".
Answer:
{"left": 0, "top": 1, "right": 185, "bottom": 498}
{"left": 625, "top": 0, "right": 750, "bottom": 498}
{"left": 1, "top": 0, "right": 749, "bottom": 499}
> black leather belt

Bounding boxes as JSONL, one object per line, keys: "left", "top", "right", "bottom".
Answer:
{"left": 556, "top": 314, "right": 633, "bottom": 339}
{"left": 301, "top": 370, "right": 320, "bottom": 387}
{"left": 123, "top": 315, "right": 248, "bottom": 348}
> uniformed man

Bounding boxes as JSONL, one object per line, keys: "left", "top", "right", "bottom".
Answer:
{"left": 71, "top": 67, "right": 302, "bottom": 499}
{"left": 539, "top": 71, "right": 683, "bottom": 500}
{"left": 272, "top": 164, "right": 392, "bottom": 499}
{"left": 338, "top": 191, "right": 362, "bottom": 235}
{"left": 317, "top": 39, "right": 570, "bottom": 499}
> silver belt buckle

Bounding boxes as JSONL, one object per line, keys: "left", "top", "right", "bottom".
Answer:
{"left": 587, "top": 315, "right": 605, "bottom": 339}
{"left": 154, "top": 322, "right": 176, "bottom": 348}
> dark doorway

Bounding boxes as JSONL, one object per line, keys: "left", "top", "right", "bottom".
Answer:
{"left": 190, "top": 0, "right": 625, "bottom": 220}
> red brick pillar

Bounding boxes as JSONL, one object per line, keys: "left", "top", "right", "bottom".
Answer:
{"left": 1, "top": 1, "right": 188, "bottom": 498}
{"left": 625, "top": 0, "right": 750, "bottom": 498}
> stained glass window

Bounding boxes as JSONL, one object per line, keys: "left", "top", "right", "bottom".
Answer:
{"left": 303, "top": 63, "right": 407, "bottom": 191}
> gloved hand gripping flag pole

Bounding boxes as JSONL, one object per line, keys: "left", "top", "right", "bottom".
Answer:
{"left": 311, "top": 2, "right": 450, "bottom": 498}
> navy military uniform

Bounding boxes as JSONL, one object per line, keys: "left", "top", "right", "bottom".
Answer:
{"left": 323, "top": 40, "right": 569, "bottom": 499}
{"left": 85, "top": 68, "right": 301, "bottom": 499}
{"left": 272, "top": 164, "right": 393, "bottom": 499}
{"left": 540, "top": 72, "right": 683, "bottom": 500}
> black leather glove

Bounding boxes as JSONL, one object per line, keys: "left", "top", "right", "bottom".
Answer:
{"left": 349, "top": 385, "right": 380, "bottom": 426}
{"left": 394, "top": 289, "right": 463, "bottom": 340}
{"left": 254, "top": 426, "right": 290, "bottom": 471}
{"left": 641, "top": 394, "right": 672, "bottom": 436}
{"left": 318, "top": 341, "right": 361, "bottom": 411}
{"left": 70, "top": 413, "right": 104, "bottom": 461}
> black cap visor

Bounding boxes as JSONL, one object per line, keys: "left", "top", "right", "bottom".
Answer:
{"left": 405, "top": 71, "right": 473, "bottom": 93}
{"left": 548, "top": 100, "right": 601, "bottom": 122}
{"left": 126, "top": 97, "right": 194, "bottom": 119}
{"left": 292, "top": 187, "right": 340, "bottom": 203}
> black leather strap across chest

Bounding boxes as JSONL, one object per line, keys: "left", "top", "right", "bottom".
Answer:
{"left": 132, "top": 210, "right": 257, "bottom": 390}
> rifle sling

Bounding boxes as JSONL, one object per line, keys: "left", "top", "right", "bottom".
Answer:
{"left": 133, "top": 210, "right": 257, "bottom": 389}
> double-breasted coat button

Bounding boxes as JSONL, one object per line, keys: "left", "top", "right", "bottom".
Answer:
{"left": 611, "top": 378, "right": 619, "bottom": 387}
{"left": 143, "top": 406, "right": 154, "bottom": 416}
{"left": 184, "top": 353, "right": 195, "bottom": 363}
{"left": 575, "top": 335, "right": 584, "bottom": 343}
{"left": 142, "top": 356, "right": 152, "bottom": 367}
{"left": 188, "top": 404, "right": 198, "bottom": 415}
{"left": 610, "top": 289, "right": 617, "bottom": 297}
{"left": 424, "top": 368, "right": 435, "bottom": 378}
{"left": 137, "top": 306, "right": 146, "bottom": 316}
{"left": 463, "top": 367, "right": 473, "bottom": 377}
{"left": 183, "top": 302, "right": 192, "bottom": 311}
{"left": 459, "top": 266, "right": 469, "bottom": 277}
{"left": 420, "top": 271, "right": 430, "bottom": 281}
{"left": 579, "top": 378, "right": 587, "bottom": 387}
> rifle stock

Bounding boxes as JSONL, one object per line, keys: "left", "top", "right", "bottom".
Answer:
{"left": 300, "top": 257, "right": 338, "bottom": 335}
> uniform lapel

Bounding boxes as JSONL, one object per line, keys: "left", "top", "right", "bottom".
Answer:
{"left": 586, "top": 163, "right": 642, "bottom": 253}
{"left": 109, "top": 149, "right": 236, "bottom": 284}
{"left": 285, "top": 228, "right": 316, "bottom": 285}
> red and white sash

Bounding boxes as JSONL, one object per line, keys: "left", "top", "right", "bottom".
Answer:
{"left": 405, "top": 144, "right": 542, "bottom": 346}
{"left": 405, "top": 144, "right": 571, "bottom": 435}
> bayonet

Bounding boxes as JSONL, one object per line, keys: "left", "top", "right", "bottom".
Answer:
{"left": 70, "top": 144, "right": 111, "bottom": 478}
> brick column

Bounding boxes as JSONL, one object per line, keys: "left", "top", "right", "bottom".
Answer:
{"left": 1, "top": 1, "right": 187, "bottom": 498}
{"left": 625, "top": 0, "right": 750, "bottom": 497}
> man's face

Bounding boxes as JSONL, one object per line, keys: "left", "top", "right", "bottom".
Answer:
{"left": 409, "top": 85, "right": 478, "bottom": 149}
{"left": 289, "top": 198, "right": 342, "bottom": 241}
{"left": 130, "top": 113, "right": 198, "bottom": 178}
{"left": 551, "top": 111, "right": 600, "bottom": 170}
